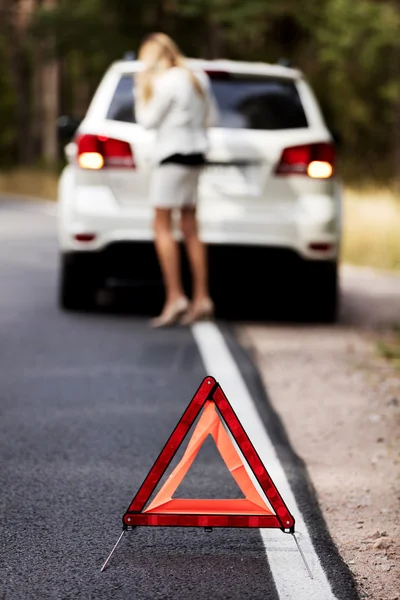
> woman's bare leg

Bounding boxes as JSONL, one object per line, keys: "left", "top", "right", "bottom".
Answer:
{"left": 153, "top": 208, "right": 186, "bottom": 310}
{"left": 180, "top": 207, "right": 212, "bottom": 304}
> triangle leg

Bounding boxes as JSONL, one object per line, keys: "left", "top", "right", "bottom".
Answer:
{"left": 100, "top": 530, "right": 126, "bottom": 572}
{"left": 291, "top": 533, "right": 313, "bottom": 579}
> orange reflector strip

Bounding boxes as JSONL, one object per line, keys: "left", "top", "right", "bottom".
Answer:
{"left": 145, "top": 499, "right": 271, "bottom": 515}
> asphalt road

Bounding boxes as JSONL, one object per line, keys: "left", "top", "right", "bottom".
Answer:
{"left": 0, "top": 199, "right": 359, "bottom": 600}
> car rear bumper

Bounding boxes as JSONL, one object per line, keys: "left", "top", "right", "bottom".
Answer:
{"left": 59, "top": 203, "right": 339, "bottom": 261}
{"left": 58, "top": 173, "right": 341, "bottom": 260}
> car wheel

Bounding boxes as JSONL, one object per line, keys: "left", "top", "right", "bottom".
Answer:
{"left": 58, "top": 253, "right": 99, "bottom": 311}
{"left": 298, "top": 260, "right": 339, "bottom": 323}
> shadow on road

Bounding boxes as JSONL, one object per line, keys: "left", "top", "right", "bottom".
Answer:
{"left": 92, "top": 264, "right": 400, "bottom": 329}
{"left": 91, "top": 245, "right": 342, "bottom": 325}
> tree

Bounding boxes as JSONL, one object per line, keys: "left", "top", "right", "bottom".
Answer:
{"left": 314, "top": 0, "right": 400, "bottom": 182}
{"left": 40, "top": 0, "right": 60, "bottom": 166}
{"left": 0, "top": 0, "right": 38, "bottom": 163}
{"left": 0, "top": 0, "right": 399, "bottom": 185}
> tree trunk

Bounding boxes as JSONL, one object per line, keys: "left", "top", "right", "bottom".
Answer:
{"left": 41, "top": 55, "right": 59, "bottom": 165}
{"left": 71, "top": 54, "right": 91, "bottom": 118}
{"left": 208, "top": 21, "right": 225, "bottom": 59}
{"left": 32, "top": 46, "right": 43, "bottom": 159}
{"left": 4, "top": 0, "right": 38, "bottom": 164}
{"left": 40, "top": 0, "right": 59, "bottom": 166}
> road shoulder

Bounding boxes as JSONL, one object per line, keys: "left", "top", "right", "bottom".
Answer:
{"left": 237, "top": 323, "right": 400, "bottom": 600}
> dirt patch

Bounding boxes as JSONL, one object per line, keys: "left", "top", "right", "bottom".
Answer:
{"left": 238, "top": 267, "right": 400, "bottom": 600}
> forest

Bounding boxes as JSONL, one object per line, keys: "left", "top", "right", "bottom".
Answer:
{"left": 0, "top": 0, "right": 399, "bottom": 185}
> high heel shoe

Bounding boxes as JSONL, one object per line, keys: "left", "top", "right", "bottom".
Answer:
{"left": 150, "top": 297, "right": 189, "bottom": 328}
{"left": 180, "top": 298, "right": 215, "bottom": 325}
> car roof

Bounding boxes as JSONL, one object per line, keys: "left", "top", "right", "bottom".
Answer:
{"left": 109, "top": 58, "right": 303, "bottom": 80}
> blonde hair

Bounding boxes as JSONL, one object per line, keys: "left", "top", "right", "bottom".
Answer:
{"left": 137, "top": 33, "right": 204, "bottom": 103}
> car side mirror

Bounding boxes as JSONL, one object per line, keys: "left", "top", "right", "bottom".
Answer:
{"left": 57, "top": 116, "right": 82, "bottom": 142}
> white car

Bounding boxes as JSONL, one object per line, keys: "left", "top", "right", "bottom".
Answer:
{"left": 57, "top": 57, "right": 341, "bottom": 321}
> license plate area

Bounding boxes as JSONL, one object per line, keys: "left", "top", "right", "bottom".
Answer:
{"left": 202, "top": 161, "right": 263, "bottom": 196}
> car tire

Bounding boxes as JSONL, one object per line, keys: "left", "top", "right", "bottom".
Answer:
{"left": 298, "top": 260, "right": 339, "bottom": 323}
{"left": 58, "top": 253, "right": 99, "bottom": 311}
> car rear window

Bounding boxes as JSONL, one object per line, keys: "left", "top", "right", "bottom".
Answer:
{"left": 107, "top": 75, "right": 136, "bottom": 123}
{"left": 106, "top": 72, "right": 308, "bottom": 130}
{"left": 208, "top": 72, "right": 308, "bottom": 130}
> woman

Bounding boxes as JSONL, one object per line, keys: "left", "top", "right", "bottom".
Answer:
{"left": 135, "top": 33, "right": 218, "bottom": 328}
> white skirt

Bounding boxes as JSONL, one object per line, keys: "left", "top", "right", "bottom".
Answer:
{"left": 149, "top": 164, "right": 203, "bottom": 209}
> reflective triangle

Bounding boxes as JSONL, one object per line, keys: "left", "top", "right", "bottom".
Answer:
{"left": 123, "top": 376, "right": 295, "bottom": 531}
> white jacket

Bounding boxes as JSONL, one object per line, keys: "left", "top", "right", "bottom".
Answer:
{"left": 135, "top": 67, "right": 219, "bottom": 163}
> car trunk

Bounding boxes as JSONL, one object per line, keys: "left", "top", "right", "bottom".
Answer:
{"left": 76, "top": 69, "right": 335, "bottom": 243}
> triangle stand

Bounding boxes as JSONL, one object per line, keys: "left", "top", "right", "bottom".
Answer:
{"left": 100, "top": 376, "right": 313, "bottom": 578}
{"left": 292, "top": 533, "right": 314, "bottom": 579}
{"left": 100, "top": 531, "right": 125, "bottom": 573}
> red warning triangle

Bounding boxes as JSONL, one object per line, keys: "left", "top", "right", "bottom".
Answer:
{"left": 123, "top": 376, "right": 295, "bottom": 531}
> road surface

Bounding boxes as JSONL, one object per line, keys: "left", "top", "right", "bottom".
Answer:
{"left": 0, "top": 199, "right": 358, "bottom": 599}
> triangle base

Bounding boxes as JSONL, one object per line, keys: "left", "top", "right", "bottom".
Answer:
{"left": 124, "top": 512, "right": 284, "bottom": 529}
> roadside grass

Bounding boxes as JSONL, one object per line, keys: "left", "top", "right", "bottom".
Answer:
{"left": 1, "top": 168, "right": 400, "bottom": 272}
{"left": 342, "top": 188, "right": 400, "bottom": 271}
{"left": 0, "top": 168, "right": 58, "bottom": 201}
{"left": 376, "top": 324, "right": 400, "bottom": 370}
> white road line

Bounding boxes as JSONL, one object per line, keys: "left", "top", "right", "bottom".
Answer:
{"left": 192, "top": 322, "right": 337, "bottom": 600}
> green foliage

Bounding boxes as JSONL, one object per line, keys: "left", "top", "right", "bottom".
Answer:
{"left": 377, "top": 324, "right": 400, "bottom": 369}
{"left": 312, "top": 0, "right": 400, "bottom": 182}
{"left": 32, "top": 0, "right": 119, "bottom": 57}
{"left": 1, "top": 0, "right": 399, "bottom": 184}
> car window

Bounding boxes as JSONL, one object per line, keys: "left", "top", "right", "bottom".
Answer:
{"left": 106, "top": 72, "right": 308, "bottom": 130}
{"left": 207, "top": 73, "right": 308, "bottom": 130}
{"left": 106, "top": 74, "right": 136, "bottom": 123}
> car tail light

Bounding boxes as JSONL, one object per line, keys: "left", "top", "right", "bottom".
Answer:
{"left": 76, "top": 134, "right": 135, "bottom": 170}
{"left": 275, "top": 143, "right": 334, "bottom": 178}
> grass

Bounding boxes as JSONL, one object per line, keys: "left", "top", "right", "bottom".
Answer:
{"left": 342, "top": 188, "right": 400, "bottom": 271}
{"left": 1, "top": 167, "right": 400, "bottom": 272}
{"left": 0, "top": 168, "right": 58, "bottom": 201}
{"left": 376, "top": 324, "right": 400, "bottom": 370}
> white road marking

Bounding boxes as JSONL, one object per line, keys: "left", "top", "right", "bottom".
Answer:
{"left": 192, "top": 322, "right": 337, "bottom": 600}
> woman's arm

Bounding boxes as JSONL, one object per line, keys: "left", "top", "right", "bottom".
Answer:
{"left": 135, "top": 71, "right": 174, "bottom": 130}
